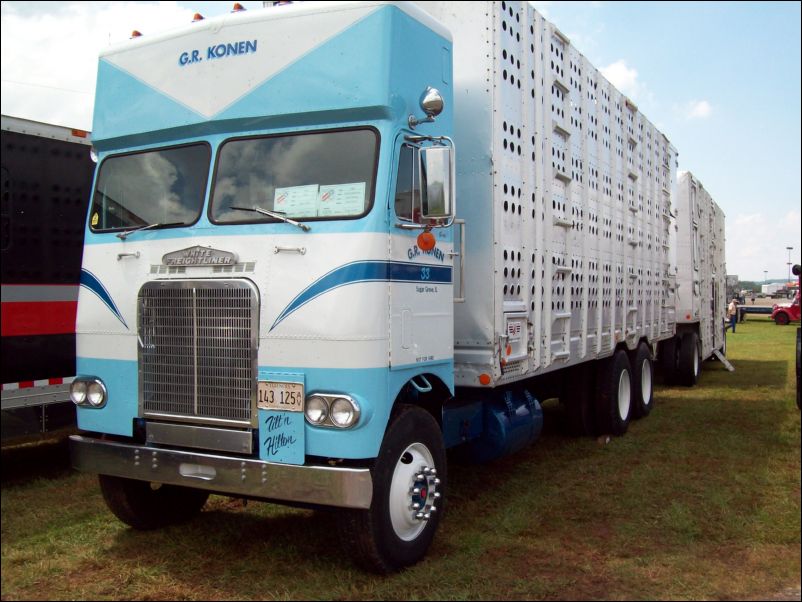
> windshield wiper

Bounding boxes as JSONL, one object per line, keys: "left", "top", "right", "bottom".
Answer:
{"left": 230, "top": 206, "right": 311, "bottom": 232}
{"left": 116, "top": 222, "right": 183, "bottom": 240}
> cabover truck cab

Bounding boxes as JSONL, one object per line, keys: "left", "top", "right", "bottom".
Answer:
{"left": 666, "top": 171, "right": 728, "bottom": 385}
{"left": 71, "top": 1, "right": 680, "bottom": 571}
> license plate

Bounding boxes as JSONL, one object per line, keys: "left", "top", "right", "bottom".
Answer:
{"left": 257, "top": 381, "right": 304, "bottom": 412}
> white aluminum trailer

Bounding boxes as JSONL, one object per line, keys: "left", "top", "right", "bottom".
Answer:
{"left": 670, "top": 171, "right": 728, "bottom": 384}
{"left": 421, "top": 1, "right": 677, "bottom": 432}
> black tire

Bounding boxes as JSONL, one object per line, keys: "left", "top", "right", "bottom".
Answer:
{"left": 630, "top": 342, "right": 654, "bottom": 419}
{"left": 98, "top": 474, "right": 209, "bottom": 530}
{"left": 562, "top": 364, "right": 597, "bottom": 436}
{"left": 339, "top": 404, "right": 446, "bottom": 573}
{"left": 775, "top": 312, "right": 790, "bottom": 326}
{"left": 796, "top": 328, "right": 802, "bottom": 410}
{"left": 596, "top": 350, "right": 632, "bottom": 436}
{"left": 678, "top": 331, "right": 701, "bottom": 387}
{"left": 659, "top": 336, "right": 679, "bottom": 385}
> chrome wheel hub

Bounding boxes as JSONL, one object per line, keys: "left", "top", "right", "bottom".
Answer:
{"left": 389, "top": 443, "right": 440, "bottom": 541}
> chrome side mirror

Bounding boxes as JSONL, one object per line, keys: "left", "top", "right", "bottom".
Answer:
{"left": 420, "top": 146, "right": 451, "bottom": 220}
{"left": 409, "top": 87, "right": 444, "bottom": 129}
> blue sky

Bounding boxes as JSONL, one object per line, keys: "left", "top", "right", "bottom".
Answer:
{"left": 1, "top": 1, "right": 799, "bottom": 280}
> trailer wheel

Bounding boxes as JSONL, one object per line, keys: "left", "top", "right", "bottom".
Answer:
{"left": 659, "top": 336, "right": 679, "bottom": 385}
{"left": 339, "top": 404, "right": 445, "bottom": 573}
{"left": 596, "top": 350, "right": 632, "bottom": 436}
{"left": 631, "top": 343, "right": 654, "bottom": 419}
{"left": 98, "top": 475, "right": 209, "bottom": 530}
{"left": 775, "top": 312, "right": 790, "bottom": 326}
{"left": 678, "top": 331, "right": 701, "bottom": 387}
{"left": 562, "top": 364, "right": 597, "bottom": 436}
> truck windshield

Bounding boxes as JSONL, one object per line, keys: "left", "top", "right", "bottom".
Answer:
{"left": 89, "top": 144, "right": 210, "bottom": 232}
{"left": 210, "top": 129, "right": 377, "bottom": 224}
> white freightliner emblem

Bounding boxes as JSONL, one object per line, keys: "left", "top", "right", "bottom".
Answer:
{"left": 163, "top": 246, "right": 238, "bottom": 267}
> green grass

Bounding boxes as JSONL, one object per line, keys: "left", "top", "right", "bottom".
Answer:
{"left": 2, "top": 318, "right": 800, "bottom": 600}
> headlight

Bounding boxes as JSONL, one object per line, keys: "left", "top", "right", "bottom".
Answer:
{"left": 304, "top": 394, "right": 360, "bottom": 428}
{"left": 70, "top": 378, "right": 106, "bottom": 407}
{"left": 330, "top": 397, "right": 360, "bottom": 428}
{"left": 70, "top": 380, "right": 87, "bottom": 405}
{"left": 305, "top": 395, "right": 329, "bottom": 425}
{"left": 86, "top": 380, "right": 107, "bottom": 407}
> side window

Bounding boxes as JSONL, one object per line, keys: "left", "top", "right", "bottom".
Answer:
{"left": 394, "top": 144, "right": 419, "bottom": 221}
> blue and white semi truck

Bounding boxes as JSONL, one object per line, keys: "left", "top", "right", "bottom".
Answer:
{"left": 70, "top": 1, "right": 683, "bottom": 571}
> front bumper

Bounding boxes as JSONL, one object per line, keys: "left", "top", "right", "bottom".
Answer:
{"left": 69, "top": 435, "right": 373, "bottom": 509}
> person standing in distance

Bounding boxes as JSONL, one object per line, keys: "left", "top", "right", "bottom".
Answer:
{"left": 727, "top": 297, "right": 739, "bottom": 333}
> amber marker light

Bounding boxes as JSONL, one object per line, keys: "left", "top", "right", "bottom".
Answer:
{"left": 193, "top": 13, "right": 205, "bottom": 21}
{"left": 417, "top": 230, "right": 436, "bottom": 251}
{"left": 479, "top": 374, "right": 491, "bottom": 386}
{"left": 130, "top": 30, "right": 143, "bottom": 38}
{"left": 232, "top": 3, "right": 246, "bottom": 11}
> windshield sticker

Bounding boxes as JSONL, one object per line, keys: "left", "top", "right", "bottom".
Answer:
{"left": 274, "top": 185, "right": 319, "bottom": 218}
{"left": 317, "top": 182, "right": 366, "bottom": 217}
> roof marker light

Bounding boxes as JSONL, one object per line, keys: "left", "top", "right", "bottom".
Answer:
{"left": 232, "top": 3, "right": 246, "bottom": 11}
{"left": 193, "top": 13, "right": 205, "bottom": 22}
{"left": 130, "top": 30, "right": 142, "bottom": 38}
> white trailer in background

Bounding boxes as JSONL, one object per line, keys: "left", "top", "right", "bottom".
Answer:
{"left": 665, "top": 171, "right": 729, "bottom": 385}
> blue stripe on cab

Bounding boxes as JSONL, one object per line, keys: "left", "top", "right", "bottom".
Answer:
{"left": 79, "top": 269, "right": 129, "bottom": 329}
{"left": 271, "top": 260, "right": 451, "bottom": 330}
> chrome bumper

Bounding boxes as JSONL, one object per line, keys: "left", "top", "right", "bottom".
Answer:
{"left": 69, "top": 435, "right": 373, "bottom": 510}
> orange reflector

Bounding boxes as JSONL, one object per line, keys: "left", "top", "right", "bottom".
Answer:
{"left": 130, "top": 30, "right": 142, "bottom": 38}
{"left": 479, "top": 374, "right": 491, "bottom": 386}
{"left": 232, "top": 2, "right": 246, "bottom": 10}
{"left": 506, "top": 344, "right": 512, "bottom": 356}
{"left": 193, "top": 13, "right": 204, "bottom": 21}
{"left": 71, "top": 129, "right": 88, "bottom": 139}
{"left": 417, "top": 231, "right": 436, "bottom": 251}
{"left": 686, "top": 314, "right": 691, "bottom": 320}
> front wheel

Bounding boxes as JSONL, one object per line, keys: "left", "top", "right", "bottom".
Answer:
{"left": 98, "top": 475, "right": 209, "bottom": 530}
{"left": 339, "top": 404, "right": 446, "bottom": 573}
{"left": 775, "top": 312, "right": 790, "bottom": 326}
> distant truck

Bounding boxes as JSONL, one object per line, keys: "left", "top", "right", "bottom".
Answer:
{"left": 1, "top": 115, "right": 94, "bottom": 442}
{"left": 664, "top": 172, "right": 728, "bottom": 384}
{"left": 762, "top": 283, "right": 783, "bottom": 297}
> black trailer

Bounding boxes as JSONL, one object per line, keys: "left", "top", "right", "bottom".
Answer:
{"left": 1, "top": 115, "right": 94, "bottom": 442}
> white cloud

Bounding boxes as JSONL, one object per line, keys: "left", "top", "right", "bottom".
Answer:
{"left": 599, "top": 58, "right": 653, "bottom": 105}
{"left": 1, "top": 2, "right": 197, "bottom": 130}
{"left": 600, "top": 59, "right": 638, "bottom": 95}
{"left": 726, "top": 211, "right": 801, "bottom": 281}
{"left": 685, "top": 100, "right": 712, "bottom": 119}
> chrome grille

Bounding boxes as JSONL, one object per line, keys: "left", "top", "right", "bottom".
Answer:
{"left": 139, "top": 280, "right": 258, "bottom": 426}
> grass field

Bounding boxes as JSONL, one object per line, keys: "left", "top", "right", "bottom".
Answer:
{"left": 2, "top": 318, "right": 800, "bottom": 600}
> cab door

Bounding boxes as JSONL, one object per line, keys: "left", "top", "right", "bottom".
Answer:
{"left": 388, "top": 135, "right": 455, "bottom": 370}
